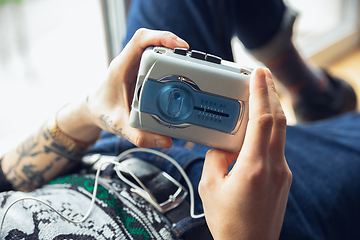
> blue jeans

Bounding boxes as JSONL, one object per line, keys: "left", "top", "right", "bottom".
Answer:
{"left": 282, "top": 113, "right": 360, "bottom": 239}
{"left": 90, "top": 112, "right": 360, "bottom": 239}
{"left": 122, "top": 1, "right": 360, "bottom": 238}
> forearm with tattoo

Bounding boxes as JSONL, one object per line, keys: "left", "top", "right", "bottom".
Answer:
{"left": 3, "top": 122, "right": 86, "bottom": 191}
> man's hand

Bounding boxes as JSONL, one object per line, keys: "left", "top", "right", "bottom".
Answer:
{"left": 199, "top": 68, "right": 292, "bottom": 240}
{"left": 58, "top": 28, "right": 189, "bottom": 148}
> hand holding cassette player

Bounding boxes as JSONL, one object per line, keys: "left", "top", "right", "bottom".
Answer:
{"left": 130, "top": 47, "right": 251, "bottom": 152}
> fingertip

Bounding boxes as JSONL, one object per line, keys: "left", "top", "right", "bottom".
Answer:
{"left": 129, "top": 29, "right": 189, "bottom": 52}
{"left": 264, "top": 68, "right": 272, "bottom": 79}
{"left": 251, "top": 68, "right": 266, "bottom": 85}
{"left": 203, "top": 149, "right": 229, "bottom": 180}
{"left": 254, "top": 67, "right": 266, "bottom": 78}
{"left": 156, "top": 137, "right": 173, "bottom": 148}
{"left": 250, "top": 67, "right": 267, "bottom": 93}
{"left": 176, "top": 37, "right": 189, "bottom": 49}
{"left": 164, "top": 36, "right": 189, "bottom": 50}
{"left": 205, "top": 148, "right": 225, "bottom": 161}
{"left": 130, "top": 129, "right": 172, "bottom": 149}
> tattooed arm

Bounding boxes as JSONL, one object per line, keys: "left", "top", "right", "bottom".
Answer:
{"left": 1, "top": 29, "right": 188, "bottom": 191}
{"left": 1, "top": 100, "right": 101, "bottom": 192}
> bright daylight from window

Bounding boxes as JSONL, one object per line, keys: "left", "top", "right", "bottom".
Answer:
{"left": 0, "top": 0, "right": 107, "bottom": 154}
{"left": 0, "top": 0, "right": 353, "bottom": 154}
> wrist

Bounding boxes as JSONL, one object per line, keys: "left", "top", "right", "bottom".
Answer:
{"left": 56, "top": 100, "right": 102, "bottom": 144}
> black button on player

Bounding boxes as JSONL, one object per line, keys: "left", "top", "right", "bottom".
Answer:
{"left": 205, "top": 54, "right": 222, "bottom": 64}
{"left": 190, "top": 50, "right": 206, "bottom": 60}
{"left": 174, "top": 47, "right": 187, "bottom": 56}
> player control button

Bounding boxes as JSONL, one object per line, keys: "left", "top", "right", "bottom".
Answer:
{"left": 174, "top": 47, "right": 187, "bottom": 56}
{"left": 190, "top": 50, "right": 206, "bottom": 60}
{"left": 205, "top": 54, "right": 222, "bottom": 64}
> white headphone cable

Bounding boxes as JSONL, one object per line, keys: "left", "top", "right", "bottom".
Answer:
{"left": 0, "top": 148, "right": 204, "bottom": 238}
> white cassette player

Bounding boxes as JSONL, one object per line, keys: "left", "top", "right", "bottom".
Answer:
{"left": 129, "top": 46, "right": 251, "bottom": 152}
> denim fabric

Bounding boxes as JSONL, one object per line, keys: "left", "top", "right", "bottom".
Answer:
{"left": 125, "top": 0, "right": 285, "bottom": 61}
{"left": 280, "top": 112, "right": 360, "bottom": 239}
{"left": 90, "top": 111, "right": 360, "bottom": 239}
{"left": 121, "top": 1, "right": 360, "bottom": 238}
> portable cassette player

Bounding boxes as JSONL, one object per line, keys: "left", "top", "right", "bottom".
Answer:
{"left": 129, "top": 47, "right": 251, "bottom": 152}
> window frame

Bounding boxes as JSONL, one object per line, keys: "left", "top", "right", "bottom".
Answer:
{"left": 295, "top": 0, "right": 360, "bottom": 67}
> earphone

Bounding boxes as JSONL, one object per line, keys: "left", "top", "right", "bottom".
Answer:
{"left": 0, "top": 148, "right": 204, "bottom": 238}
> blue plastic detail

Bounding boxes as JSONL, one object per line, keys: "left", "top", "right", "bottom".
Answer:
{"left": 167, "top": 90, "right": 183, "bottom": 116}
{"left": 157, "top": 85, "right": 193, "bottom": 121}
{"left": 140, "top": 78, "right": 241, "bottom": 133}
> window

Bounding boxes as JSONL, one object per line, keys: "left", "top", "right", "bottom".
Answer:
{"left": 232, "top": 0, "right": 360, "bottom": 67}
{"left": 0, "top": 0, "right": 108, "bottom": 154}
{"left": 287, "top": 0, "right": 360, "bottom": 67}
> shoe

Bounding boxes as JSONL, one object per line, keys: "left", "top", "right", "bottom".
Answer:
{"left": 293, "top": 73, "right": 357, "bottom": 123}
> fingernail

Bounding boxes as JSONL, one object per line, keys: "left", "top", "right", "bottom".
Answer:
{"left": 264, "top": 68, "right": 272, "bottom": 79}
{"left": 256, "top": 67, "right": 266, "bottom": 79}
{"left": 176, "top": 37, "right": 189, "bottom": 48}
